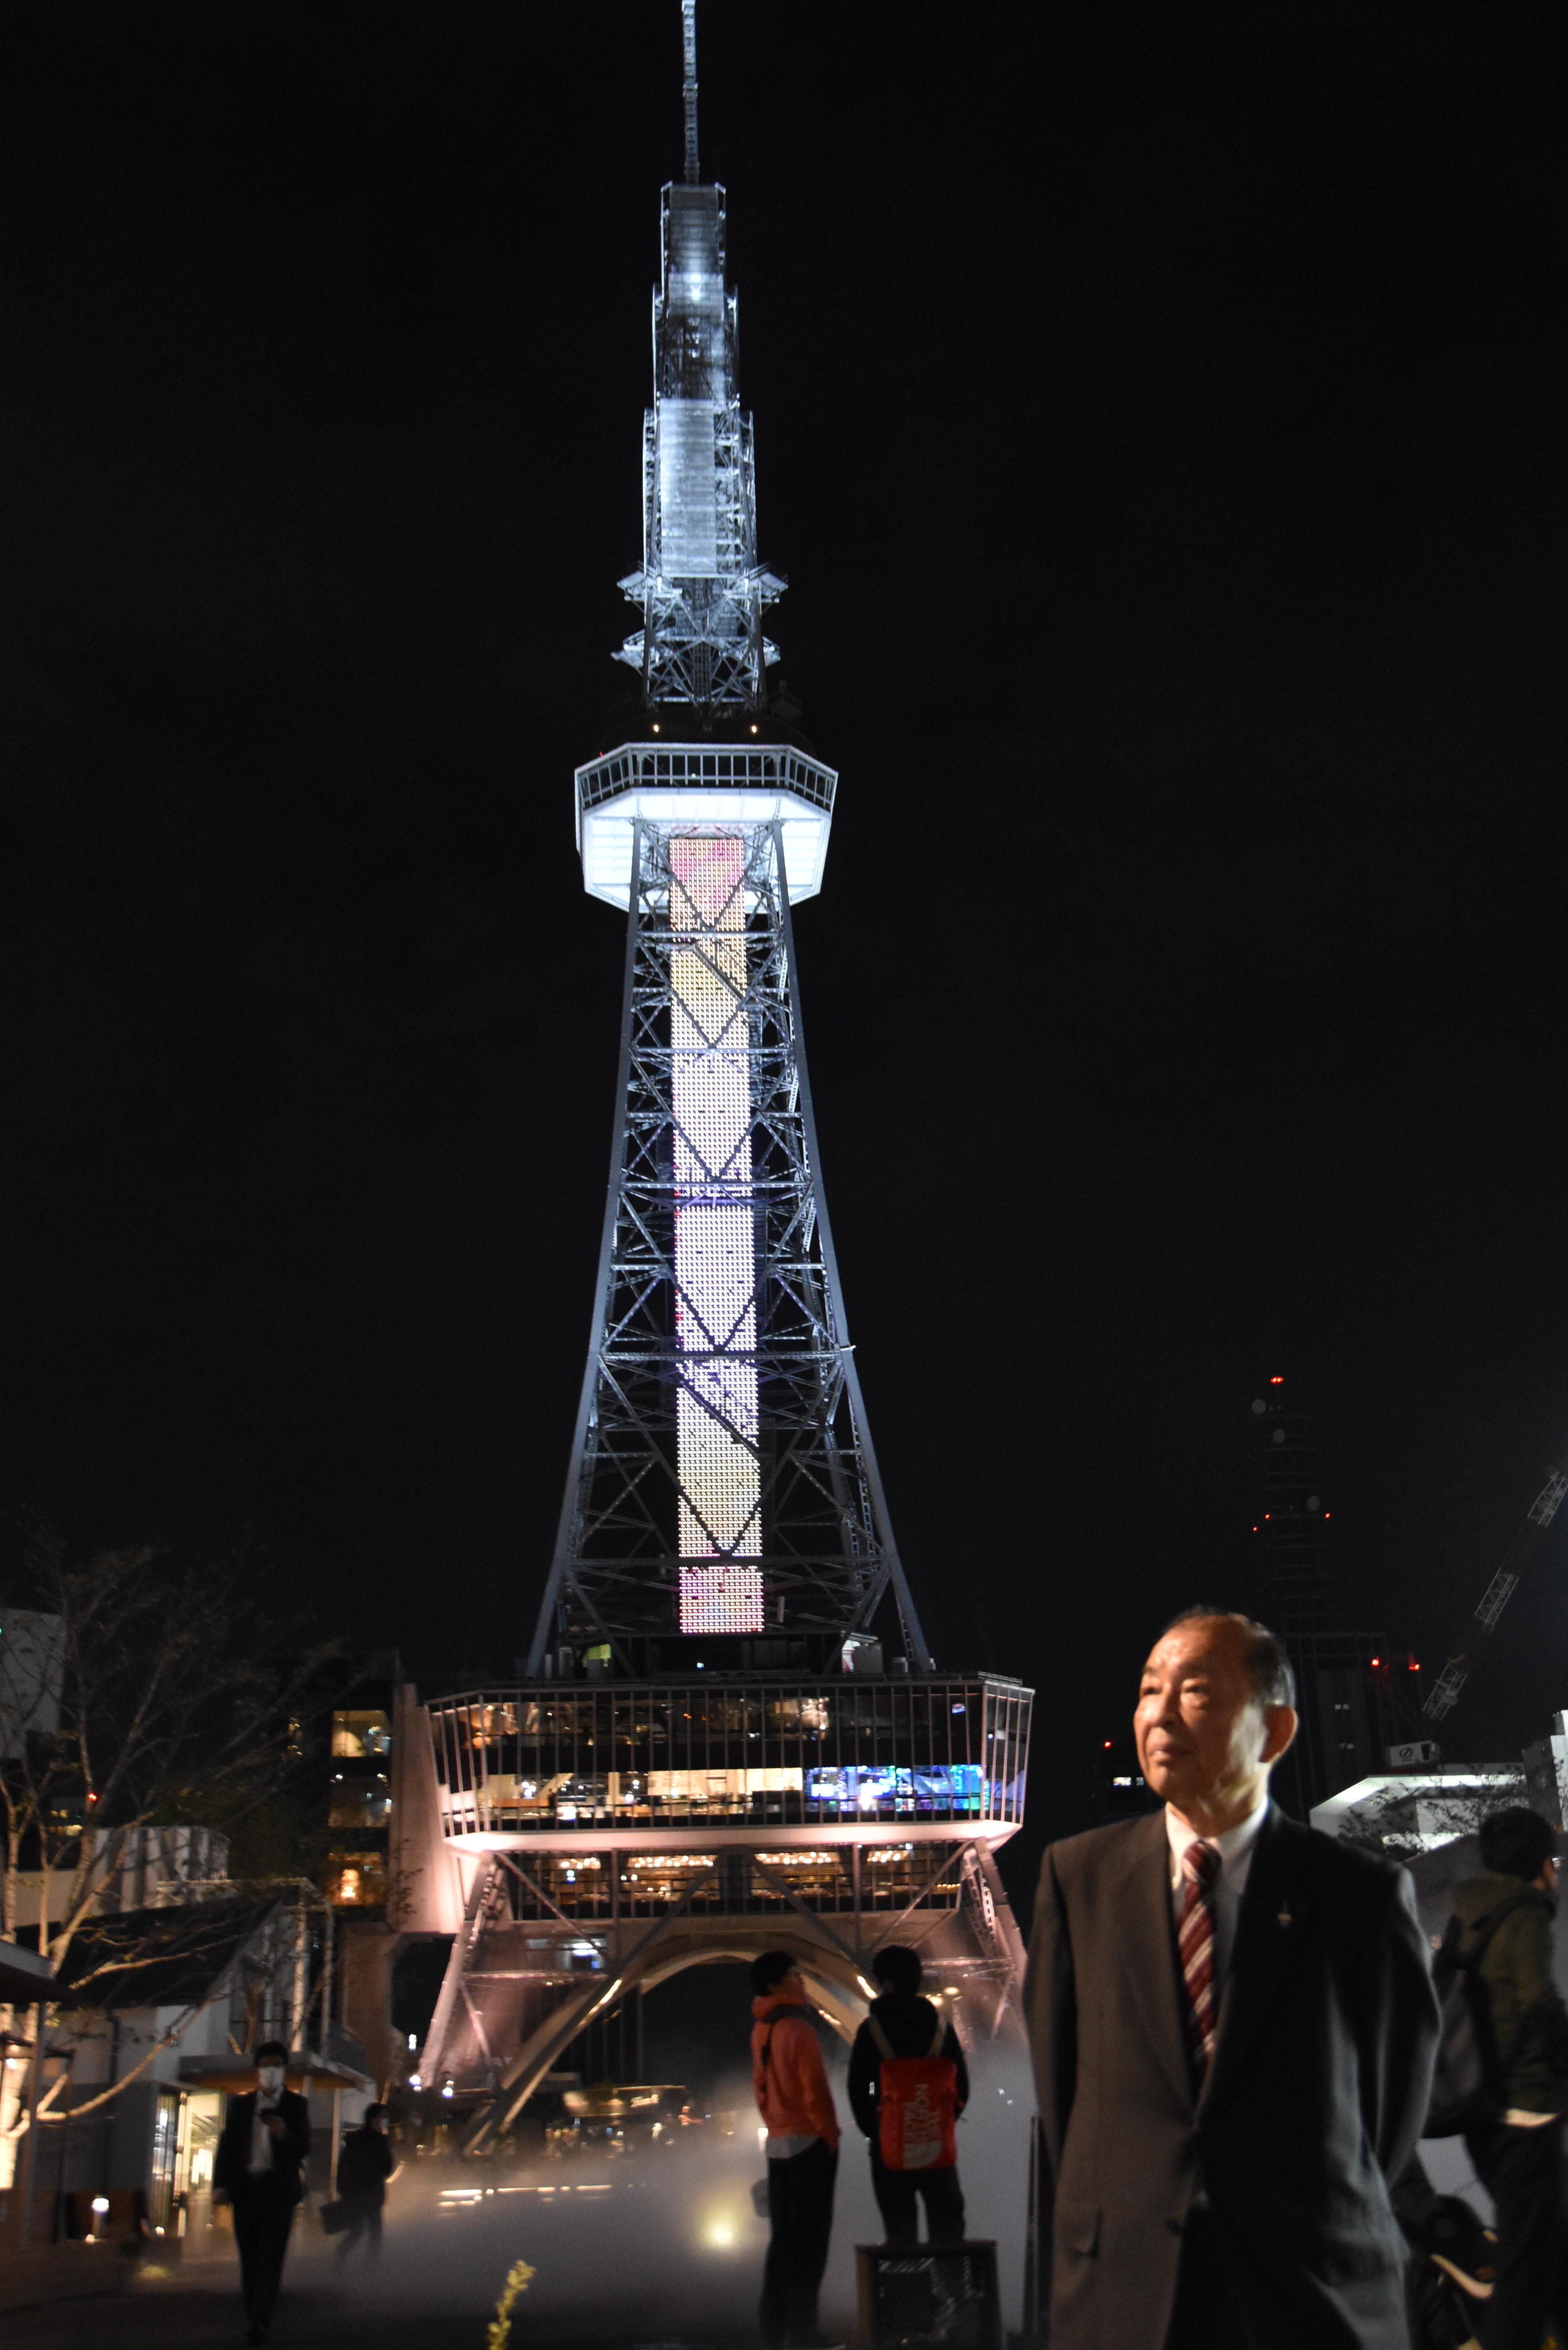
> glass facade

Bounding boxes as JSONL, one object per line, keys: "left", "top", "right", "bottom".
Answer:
{"left": 429, "top": 1677, "right": 1030, "bottom": 1840}
{"left": 437, "top": 1838, "right": 976, "bottom": 1928}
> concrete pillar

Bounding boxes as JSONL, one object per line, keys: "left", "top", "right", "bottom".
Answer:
{"left": 339, "top": 1923, "right": 400, "bottom": 2090}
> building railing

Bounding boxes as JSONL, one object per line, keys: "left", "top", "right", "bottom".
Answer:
{"left": 428, "top": 1677, "right": 1031, "bottom": 1841}
{"left": 577, "top": 744, "right": 837, "bottom": 815}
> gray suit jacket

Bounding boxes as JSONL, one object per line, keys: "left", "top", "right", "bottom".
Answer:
{"left": 1023, "top": 1804, "right": 1437, "bottom": 2350}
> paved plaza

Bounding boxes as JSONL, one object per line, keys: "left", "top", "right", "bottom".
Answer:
{"left": 6, "top": 2151, "right": 820, "bottom": 2350}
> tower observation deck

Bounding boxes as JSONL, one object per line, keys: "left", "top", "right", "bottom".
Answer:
{"left": 390, "top": 6, "right": 1033, "bottom": 2146}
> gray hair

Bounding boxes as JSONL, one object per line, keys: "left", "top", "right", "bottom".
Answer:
{"left": 1159, "top": 1606, "right": 1295, "bottom": 1711}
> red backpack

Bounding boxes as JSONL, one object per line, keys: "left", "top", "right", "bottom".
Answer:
{"left": 867, "top": 2013, "right": 958, "bottom": 2172}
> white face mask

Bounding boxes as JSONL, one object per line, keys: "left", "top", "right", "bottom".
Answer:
{"left": 257, "top": 2064, "right": 285, "bottom": 2095}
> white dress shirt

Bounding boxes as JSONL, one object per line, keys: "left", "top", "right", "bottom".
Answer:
{"left": 248, "top": 2090, "right": 283, "bottom": 2175}
{"left": 1166, "top": 1792, "right": 1271, "bottom": 1990}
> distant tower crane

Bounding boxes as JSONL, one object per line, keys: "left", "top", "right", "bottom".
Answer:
{"left": 1423, "top": 1444, "right": 1568, "bottom": 1723}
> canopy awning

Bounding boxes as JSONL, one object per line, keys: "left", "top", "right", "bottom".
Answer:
{"left": 176, "top": 2052, "right": 375, "bottom": 2096}
{"left": 0, "top": 1942, "right": 54, "bottom": 2005}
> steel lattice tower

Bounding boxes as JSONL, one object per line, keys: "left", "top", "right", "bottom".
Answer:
{"left": 390, "top": 7, "right": 1033, "bottom": 2150}
{"left": 528, "top": 3, "right": 928, "bottom": 1680}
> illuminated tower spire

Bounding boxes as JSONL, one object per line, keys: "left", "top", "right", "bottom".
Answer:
{"left": 682, "top": 0, "right": 699, "bottom": 184}
{"left": 532, "top": 5, "right": 929, "bottom": 1672}
{"left": 613, "top": 3, "right": 782, "bottom": 711}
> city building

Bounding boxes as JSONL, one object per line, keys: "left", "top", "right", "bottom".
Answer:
{"left": 1248, "top": 1383, "right": 1426, "bottom": 1811}
{"left": 2, "top": 1896, "right": 373, "bottom": 2243}
{"left": 326, "top": 1691, "right": 393, "bottom": 1913}
{"left": 322, "top": 1677, "right": 411, "bottom": 2091}
{"left": 1311, "top": 1713, "right": 1568, "bottom": 1990}
{"left": 1521, "top": 1711, "right": 1568, "bottom": 1828}
{"left": 6, "top": 1824, "right": 230, "bottom": 1938}
{"left": 1309, "top": 1765, "right": 1525, "bottom": 1856}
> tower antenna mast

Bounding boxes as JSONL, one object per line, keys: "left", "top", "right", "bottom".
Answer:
{"left": 682, "top": 0, "right": 699, "bottom": 183}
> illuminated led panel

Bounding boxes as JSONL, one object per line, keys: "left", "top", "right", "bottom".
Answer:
{"left": 670, "top": 835, "right": 763, "bottom": 1634}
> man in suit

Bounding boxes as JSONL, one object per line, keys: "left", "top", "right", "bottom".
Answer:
{"left": 212, "top": 2038, "right": 312, "bottom": 2344}
{"left": 1024, "top": 1608, "right": 1439, "bottom": 2350}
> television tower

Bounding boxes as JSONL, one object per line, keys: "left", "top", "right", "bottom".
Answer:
{"left": 389, "top": 6, "right": 1033, "bottom": 2144}
{"left": 530, "top": 0, "right": 929, "bottom": 1680}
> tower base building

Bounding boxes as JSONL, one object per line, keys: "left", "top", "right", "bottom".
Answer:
{"left": 393, "top": 1669, "right": 1030, "bottom": 2147}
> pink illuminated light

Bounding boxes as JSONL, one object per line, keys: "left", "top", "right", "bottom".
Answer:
{"left": 670, "top": 835, "right": 764, "bottom": 1635}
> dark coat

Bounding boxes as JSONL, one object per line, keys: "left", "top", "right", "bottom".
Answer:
{"left": 1450, "top": 1870, "right": 1568, "bottom": 2113}
{"left": 848, "top": 1993, "right": 970, "bottom": 2142}
{"left": 335, "top": 2123, "right": 394, "bottom": 2204}
{"left": 213, "top": 2087, "right": 313, "bottom": 2203}
{"left": 1023, "top": 1803, "right": 1438, "bottom": 2350}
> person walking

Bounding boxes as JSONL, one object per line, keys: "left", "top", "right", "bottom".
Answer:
{"left": 848, "top": 1944, "right": 968, "bottom": 2245}
{"left": 1023, "top": 1606, "right": 1439, "bottom": 2350}
{"left": 1449, "top": 1804, "right": 1568, "bottom": 2348}
{"left": 333, "top": 2101, "right": 394, "bottom": 2264}
{"left": 212, "top": 2040, "right": 312, "bottom": 2345}
{"left": 751, "top": 1949, "right": 842, "bottom": 2350}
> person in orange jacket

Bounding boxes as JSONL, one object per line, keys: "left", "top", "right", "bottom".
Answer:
{"left": 751, "top": 1949, "right": 843, "bottom": 2350}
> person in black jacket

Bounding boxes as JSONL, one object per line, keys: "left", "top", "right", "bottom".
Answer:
{"left": 334, "top": 2102, "right": 394, "bottom": 2262}
{"left": 847, "top": 1944, "right": 969, "bottom": 2245}
{"left": 1449, "top": 1806, "right": 1568, "bottom": 2350}
{"left": 212, "top": 2040, "right": 312, "bottom": 2345}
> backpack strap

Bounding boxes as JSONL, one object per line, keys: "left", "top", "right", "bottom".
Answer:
{"left": 927, "top": 2015, "right": 946, "bottom": 2059}
{"left": 866, "top": 2016, "right": 895, "bottom": 2063}
{"left": 1455, "top": 1888, "right": 1538, "bottom": 1967}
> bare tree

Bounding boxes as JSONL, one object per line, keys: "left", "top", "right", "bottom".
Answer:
{"left": 1, "top": 1524, "right": 339, "bottom": 2140}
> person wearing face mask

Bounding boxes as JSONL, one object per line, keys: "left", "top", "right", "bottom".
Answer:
{"left": 212, "top": 2039, "right": 312, "bottom": 2344}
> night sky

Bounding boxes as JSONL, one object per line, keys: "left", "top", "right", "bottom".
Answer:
{"left": 3, "top": 4, "right": 1565, "bottom": 1905}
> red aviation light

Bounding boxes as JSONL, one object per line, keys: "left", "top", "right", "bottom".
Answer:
{"left": 1270, "top": 1375, "right": 1284, "bottom": 1385}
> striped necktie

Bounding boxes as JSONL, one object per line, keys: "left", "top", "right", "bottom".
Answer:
{"left": 1178, "top": 1838, "right": 1221, "bottom": 2077}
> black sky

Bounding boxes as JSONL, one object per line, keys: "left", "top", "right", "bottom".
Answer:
{"left": 3, "top": 3, "right": 1565, "bottom": 1902}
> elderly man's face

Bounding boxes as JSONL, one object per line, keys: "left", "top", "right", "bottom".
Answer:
{"left": 1134, "top": 1616, "right": 1293, "bottom": 1818}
